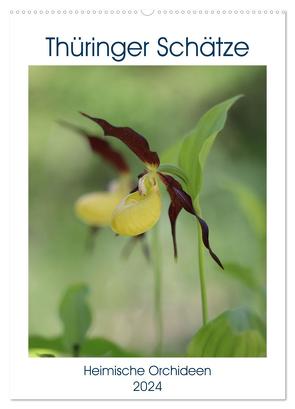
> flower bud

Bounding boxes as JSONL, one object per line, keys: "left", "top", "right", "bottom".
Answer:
{"left": 75, "top": 191, "right": 124, "bottom": 227}
{"left": 75, "top": 174, "right": 131, "bottom": 227}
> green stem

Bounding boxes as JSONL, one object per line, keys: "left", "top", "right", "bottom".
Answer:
{"left": 151, "top": 226, "right": 163, "bottom": 356}
{"left": 195, "top": 199, "right": 208, "bottom": 326}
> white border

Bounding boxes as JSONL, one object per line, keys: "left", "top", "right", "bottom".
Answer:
{"left": 8, "top": 9, "right": 285, "bottom": 400}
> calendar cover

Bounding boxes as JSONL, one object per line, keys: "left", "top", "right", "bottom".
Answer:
{"left": 8, "top": 3, "right": 286, "bottom": 401}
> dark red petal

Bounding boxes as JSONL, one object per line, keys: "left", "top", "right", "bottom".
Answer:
{"left": 168, "top": 200, "right": 182, "bottom": 258}
{"left": 159, "top": 173, "right": 223, "bottom": 269}
{"left": 58, "top": 120, "right": 129, "bottom": 173}
{"left": 194, "top": 214, "right": 224, "bottom": 269}
{"left": 80, "top": 113, "right": 160, "bottom": 167}
{"left": 86, "top": 136, "right": 130, "bottom": 173}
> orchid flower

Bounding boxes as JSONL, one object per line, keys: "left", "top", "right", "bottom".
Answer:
{"left": 59, "top": 121, "right": 131, "bottom": 228}
{"left": 80, "top": 114, "right": 223, "bottom": 269}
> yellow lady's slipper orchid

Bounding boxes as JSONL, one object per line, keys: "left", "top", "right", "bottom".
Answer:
{"left": 75, "top": 174, "right": 131, "bottom": 227}
{"left": 81, "top": 113, "right": 224, "bottom": 269}
{"left": 60, "top": 119, "right": 152, "bottom": 258}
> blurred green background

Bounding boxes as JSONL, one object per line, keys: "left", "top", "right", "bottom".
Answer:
{"left": 29, "top": 65, "right": 266, "bottom": 356}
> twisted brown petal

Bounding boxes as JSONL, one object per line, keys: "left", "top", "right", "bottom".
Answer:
{"left": 158, "top": 173, "right": 223, "bottom": 269}
{"left": 58, "top": 120, "right": 129, "bottom": 173}
{"left": 80, "top": 113, "right": 160, "bottom": 167}
{"left": 168, "top": 200, "right": 182, "bottom": 259}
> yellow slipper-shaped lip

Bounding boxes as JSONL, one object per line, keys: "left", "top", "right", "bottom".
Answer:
{"left": 111, "top": 189, "right": 161, "bottom": 236}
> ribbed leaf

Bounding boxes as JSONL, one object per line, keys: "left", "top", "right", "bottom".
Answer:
{"left": 187, "top": 307, "right": 266, "bottom": 357}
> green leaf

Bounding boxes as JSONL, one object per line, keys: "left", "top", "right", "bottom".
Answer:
{"left": 59, "top": 284, "right": 92, "bottom": 355}
{"left": 80, "top": 337, "right": 139, "bottom": 357}
{"left": 187, "top": 307, "right": 266, "bottom": 357}
{"left": 29, "top": 335, "right": 139, "bottom": 357}
{"left": 29, "top": 336, "right": 65, "bottom": 352}
{"left": 157, "top": 163, "right": 188, "bottom": 185}
{"left": 179, "top": 95, "right": 242, "bottom": 199}
{"left": 29, "top": 348, "right": 61, "bottom": 357}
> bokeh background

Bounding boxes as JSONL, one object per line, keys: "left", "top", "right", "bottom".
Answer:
{"left": 29, "top": 66, "right": 266, "bottom": 356}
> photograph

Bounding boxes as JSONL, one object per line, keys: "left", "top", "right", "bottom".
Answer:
{"left": 28, "top": 65, "right": 266, "bottom": 358}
